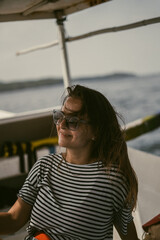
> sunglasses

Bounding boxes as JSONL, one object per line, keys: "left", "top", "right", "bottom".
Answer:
{"left": 53, "top": 110, "right": 89, "bottom": 131}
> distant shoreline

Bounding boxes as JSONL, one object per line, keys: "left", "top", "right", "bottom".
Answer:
{"left": 0, "top": 73, "right": 137, "bottom": 92}
{"left": 0, "top": 78, "right": 62, "bottom": 92}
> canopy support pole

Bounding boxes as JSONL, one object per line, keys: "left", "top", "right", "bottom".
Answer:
{"left": 56, "top": 17, "right": 71, "bottom": 89}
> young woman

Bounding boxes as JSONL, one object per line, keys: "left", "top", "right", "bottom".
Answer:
{"left": 0, "top": 85, "right": 139, "bottom": 240}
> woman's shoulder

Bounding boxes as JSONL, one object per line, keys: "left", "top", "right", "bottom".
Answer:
{"left": 37, "top": 153, "right": 63, "bottom": 167}
{"left": 105, "top": 164, "right": 127, "bottom": 185}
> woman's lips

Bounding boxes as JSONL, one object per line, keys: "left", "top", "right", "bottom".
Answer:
{"left": 59, "top": 131, "right": 72, "bottom": 137}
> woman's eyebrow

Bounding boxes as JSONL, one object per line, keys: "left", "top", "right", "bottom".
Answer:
{"left": 64, "top": 111, "right": 79, "bottom": 117}
{"left": 62, "top": 106, "right": 80, "bottom": 115}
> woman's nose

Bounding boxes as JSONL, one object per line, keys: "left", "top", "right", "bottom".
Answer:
{"left": 59, "top": 118, "right": 67, "bottom": 129}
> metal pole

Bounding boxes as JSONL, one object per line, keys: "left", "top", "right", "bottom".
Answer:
{"left": 56, "top": 17, "right": 71, "bottom": 89}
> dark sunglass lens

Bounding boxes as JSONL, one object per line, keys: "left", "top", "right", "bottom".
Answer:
{"left": 68, "top": 117, "right": 79, "bottom": 130}
{"left": 53, "top": 111, "right": 63, "bottom": 124}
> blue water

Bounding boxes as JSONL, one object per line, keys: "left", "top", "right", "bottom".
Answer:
{"left": 0, "top": 74, "right": 160, "bottom": 156}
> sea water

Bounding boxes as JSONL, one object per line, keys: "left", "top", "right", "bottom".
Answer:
{"left": 0, "top": 74, "right": 159, "bottom": 156}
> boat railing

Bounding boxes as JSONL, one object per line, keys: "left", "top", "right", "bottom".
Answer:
{"left": 124, "top": 112, "right": 160, "bottom": 141}
{"left": 0, "top": 137, "right": 58, "bottom": 173}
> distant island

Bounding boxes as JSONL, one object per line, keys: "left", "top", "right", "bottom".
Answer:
{"left": 0, "top": 73, "right": 136, "bottom": 92}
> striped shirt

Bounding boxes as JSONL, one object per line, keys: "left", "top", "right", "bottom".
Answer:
{"left": 18, "top": 153, "right": 133, "bottom": 240}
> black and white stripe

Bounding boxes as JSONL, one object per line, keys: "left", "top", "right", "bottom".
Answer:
{"left": 18, "top": 154, "right": 133, "bottom": 240}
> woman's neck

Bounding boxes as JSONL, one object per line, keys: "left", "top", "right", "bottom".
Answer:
{"left": 63, "top": 150, "right": 96, "bottom": 165}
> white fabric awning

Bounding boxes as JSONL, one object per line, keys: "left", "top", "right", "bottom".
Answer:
{"left": 0, "top": 0, "right": 111, "bottom": 22}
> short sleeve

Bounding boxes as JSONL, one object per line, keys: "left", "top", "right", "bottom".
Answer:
{"left": 111, "top": 167, "right": 134, "bottom": 235}
{"left": 18, "top": 159, "right": 42, "bottom": 205}
{"left": 114, "top": 205, "right": 133, "bottom": 235}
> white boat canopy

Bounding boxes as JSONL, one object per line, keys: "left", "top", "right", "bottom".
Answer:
{"left": 0, "top": 0, "right": 111, "bottom": 22}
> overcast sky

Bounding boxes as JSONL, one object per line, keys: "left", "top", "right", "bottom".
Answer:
{"left": 0, "top": 0, "right": 160, "bottom": 82}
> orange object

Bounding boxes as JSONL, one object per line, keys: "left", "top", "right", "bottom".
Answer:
{"left": 34, "top": 232, "right": 51, "bottom": 240}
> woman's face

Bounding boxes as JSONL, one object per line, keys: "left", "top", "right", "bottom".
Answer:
{"left": 56, "top": 97, "right": 94, "bottom": 151}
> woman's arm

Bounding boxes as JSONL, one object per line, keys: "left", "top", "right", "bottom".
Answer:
{"left": 114, "top": 220, "right": 140, "bottom": 240}
{"left": 0, "top": 197, "right": 32, "bottom": 235}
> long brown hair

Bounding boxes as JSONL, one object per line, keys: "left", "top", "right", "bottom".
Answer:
{"left": 63, "top": 84, "right": 138, "bottom": 209}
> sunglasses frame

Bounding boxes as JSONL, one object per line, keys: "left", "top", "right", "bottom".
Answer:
{"left": 53, "top": 110, "right": 89, "bottom": 131}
